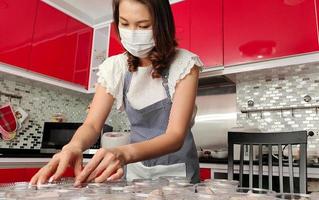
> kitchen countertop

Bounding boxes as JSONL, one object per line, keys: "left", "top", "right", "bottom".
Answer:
{"left": 2, "top": 155, "right": 319, "bottom": 178}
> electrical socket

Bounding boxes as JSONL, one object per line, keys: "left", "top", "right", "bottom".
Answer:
{"left": 313, "top": 130, "right": 319, "bottom": 137}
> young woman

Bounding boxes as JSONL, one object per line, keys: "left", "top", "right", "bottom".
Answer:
{"left": 30, "top": 0, "right": 203, "bottom": 185}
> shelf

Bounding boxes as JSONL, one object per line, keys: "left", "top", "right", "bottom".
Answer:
{"left": 241, "top": 105, "right": 319, "bottom": 118}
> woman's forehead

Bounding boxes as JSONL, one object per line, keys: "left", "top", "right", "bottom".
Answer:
{"left": 119, "top": 0, "right": 152, "bottom": 22}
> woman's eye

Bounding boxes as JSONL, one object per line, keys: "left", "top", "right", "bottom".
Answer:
{"left": 139, "top": 26, "right": 150, "bottom": 29}
{"left": 120, "top": 23, "right": 129, "bottom": 27}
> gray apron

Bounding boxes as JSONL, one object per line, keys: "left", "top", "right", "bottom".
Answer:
{"left": 123, "top": 70, "right": 200, "bottom": 183}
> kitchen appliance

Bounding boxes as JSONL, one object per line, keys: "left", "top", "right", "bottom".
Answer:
{"left": 40, "top": 122, "right": 113, "bottom": 157}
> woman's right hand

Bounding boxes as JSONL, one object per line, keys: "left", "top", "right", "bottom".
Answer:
{"left": 30, "top": 144, "right": 83, "bottom": 185}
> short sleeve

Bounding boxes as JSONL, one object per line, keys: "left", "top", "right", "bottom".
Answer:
{"left": 96, "top": 54, "right": 127, "bottom": 110}
{"left": 168, "top": 48, "right": 204, "bottom": 99}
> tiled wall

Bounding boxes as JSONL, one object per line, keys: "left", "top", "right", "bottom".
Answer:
{"left": 236, "top": 62, "right": 319, "bottom": 157}
{"left": 0, "top": 73, "right": 129, "bottom": 150}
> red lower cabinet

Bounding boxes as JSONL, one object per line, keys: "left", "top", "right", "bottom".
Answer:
{"left": 0, "top": 168, "right": 75, "bottom": 183}
{"left": 200, "top": 168, "right": 211, "bottom": 181}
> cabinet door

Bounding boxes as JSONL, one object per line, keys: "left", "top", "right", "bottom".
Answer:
{"left": 30, "top": 1, "right": 68, "bottom": 80}
{"left": 200, "top": 168, "right": 211, "bottom": 181}
{"left": 224, "top": 0, "right": 319, "bottom": 66}
{"left": 108, "top": 23, "right": 125, "bottom": 57}
{"left": 190, "top": 0, "right": 223, "bottom": 67}
{"left": 0, "top": 168, "right": 27, "bottom": 183}
{"left": 66, "top": 16, "right": 93, "bottom": 88}
{"left": 317, "top": 0, "right": 319, "bottom": 43}
{"left": 171, "top": 0, "right": 190, "bottom": 49}
{"left": 0, "top": 0, "right": 38, "bottom": 68}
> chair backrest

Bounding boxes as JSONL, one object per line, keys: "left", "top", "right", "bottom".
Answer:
{"left": 227, "top": 131, "right": 307, "bottom": 194}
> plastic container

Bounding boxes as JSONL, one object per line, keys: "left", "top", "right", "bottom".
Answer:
{"left": 275, "top": 193, "right": 310, "bottom": 199}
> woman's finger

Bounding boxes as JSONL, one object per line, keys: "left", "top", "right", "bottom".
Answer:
{"left": 74, "top": 149, "right": 105, "bottom": 185}
{"left": 51, "top": 154, "right": 72, "bottom": 181}
{"left": 94, "top": 160, "right": 120, "bottom": 183}
{"left": 74, "top": 156, "right": 83, "bottom": 177}
{"left": 37, "top": 159, "right": 59, "bottom": 185}
{"left": 107, "top": 168, "right": 124, "bottom": 181}
{"left": 86, "top": 153, "right": 116, "bottom": 182}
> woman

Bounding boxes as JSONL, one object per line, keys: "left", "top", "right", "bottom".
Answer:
{"left": 30, "top": 0, "right": 203, "bottom": 185}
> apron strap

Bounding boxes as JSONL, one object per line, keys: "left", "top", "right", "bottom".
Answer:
{"left": 124, "top": 71, "right": 133, "bottom": 96}
{"left": 162, "top": 68, "right": 172, "bottom": 101}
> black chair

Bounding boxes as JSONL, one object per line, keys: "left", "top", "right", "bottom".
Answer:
{"left": 227, "top": 131, "right": 307, "bottom": 193}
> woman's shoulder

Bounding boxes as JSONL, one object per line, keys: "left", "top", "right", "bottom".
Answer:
{"left": 169, "top": 48, "right": 203, "bottom": 74}
{"left": 166, "top": 48, "right": 203, "bottom": 99}
{"left": 174, "top": 48, "right": 200, "bottom": 59}
{"left": 99, "top": 53, "right": 128, "bottom": 72}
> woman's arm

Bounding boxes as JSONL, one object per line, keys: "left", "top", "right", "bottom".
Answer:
{"left": 30, "top": 84, "right": 114, "bottom": 185}
{"left": 75, "top": 66, "right": 199, "bottom": 184}
{"left": 66, "top": 85, "right": 115, "bottom": 151}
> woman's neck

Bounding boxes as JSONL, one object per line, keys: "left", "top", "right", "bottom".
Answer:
{"left": 139, "top": 57, "right": 152, "bottom": 67}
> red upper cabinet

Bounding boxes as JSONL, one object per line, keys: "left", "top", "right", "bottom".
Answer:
{"left": 30, "top": 1, "right": 68, "bottom": 79}
{"left": 108, "top": 23, "right": 125, "bottom": 57}
{"left": 171, "top": 0, "right": 191, "bottom": 49}
{"left": 66, "top": 16, "right": 93, "bottom": 88}
{"left": 224, "top": 0, "right": 319, "bottom": 66}
{"left": 30, "top": 2, "right": 93, "bottom": 87}
{"left": 317, "top": 0, "right": 319, "bottom": 42}
{"left": 0, "top": 0, "right": 38, "bottom": 68}
{"left": 189, "top": 0, "right": 223, "bottom": 67}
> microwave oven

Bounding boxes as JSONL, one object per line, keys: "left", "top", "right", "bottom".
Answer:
{"left": 40, "top": 122, "right": 113, "bottom": 157}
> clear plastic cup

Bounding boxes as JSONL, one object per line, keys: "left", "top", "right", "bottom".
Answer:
{"left": 275, "top": 193, "right": 310, "bottom": 199}
{"left": 158, "top": 176, "right": 191, "bottom": 187}
{"left": 203, "top": 179, "right": 239, "bottom": 194}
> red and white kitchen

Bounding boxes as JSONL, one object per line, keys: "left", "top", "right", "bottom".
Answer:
{"left": 1, "top": 0, "right": 319, "bottom": 199}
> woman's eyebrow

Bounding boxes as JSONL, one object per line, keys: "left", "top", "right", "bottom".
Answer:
{"left": 119, "top": 16, "right": 128, "bottom": 21}
{"left": 120, "top": 16, "right": 150, "bottom": 24}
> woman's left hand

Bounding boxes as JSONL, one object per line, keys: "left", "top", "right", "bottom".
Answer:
{"left": 74, "top": 148, "right": 125, "bottom": 186}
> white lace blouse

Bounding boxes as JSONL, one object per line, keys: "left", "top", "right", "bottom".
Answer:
{"left": 96, "top": 48, "right": 203, "bottom": 110}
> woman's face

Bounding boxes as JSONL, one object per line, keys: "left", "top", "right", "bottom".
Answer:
{"left": 118, "top": 0, "right": 152, "bottom": 30}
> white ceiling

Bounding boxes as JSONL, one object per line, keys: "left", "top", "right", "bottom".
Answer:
{"left": 42, "top": 0, "right": 183, "bottom": 27}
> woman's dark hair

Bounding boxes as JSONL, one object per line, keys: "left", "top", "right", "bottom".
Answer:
{"left": 112, "top": 0, "right": 177, "bottom": 78}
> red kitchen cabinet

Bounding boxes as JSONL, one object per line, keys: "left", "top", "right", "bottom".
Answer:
{"left": 66, "top": 16, "right": 93, "bottom": 88}
{"left": 0, "top": 0, "right": 38, "bottom": 69}
{"left": 108, "top": 23, "right": 125, "bottom": 57}
{"left": 224, "top": 0, "right": 319, "bottom": 66}
{"left": 171, "top": 0, "right": 191, "bottom": 49}
{"left": 30, "top": 1, "right": 69, "bottom": 80}
{"left": 0, "top": 168, "right": 75, "bottom": 183}
{"left": 30, "top": 2, "right": 93, "bottom": 88}
{"left": 317, "top": 0, "right": 319, "bottom": 43}
{"left": 190, "top": 0, "right": 223, "bottom": 67}
{"left": 200, "top": 168, "right": 211, "bottom": 181}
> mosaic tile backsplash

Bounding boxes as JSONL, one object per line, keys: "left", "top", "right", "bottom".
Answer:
{"left": 0, "top": 73, "right": 130, "bottom": 150}
{"left": 236, "top": 62, "right": 319, "bottom": 157}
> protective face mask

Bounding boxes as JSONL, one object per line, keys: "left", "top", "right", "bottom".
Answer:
{"left": 119, "top": 27, "right": 155, "bottom": 58}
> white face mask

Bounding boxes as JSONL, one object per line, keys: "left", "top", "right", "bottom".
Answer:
{"left": 119, "top": 27, "right": 155, "bottom": 58}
